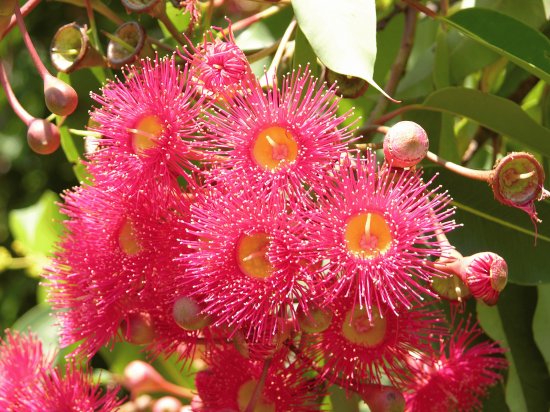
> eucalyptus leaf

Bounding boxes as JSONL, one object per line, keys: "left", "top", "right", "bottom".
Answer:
{"left": 8, "top": 191, "right": 63, "bottom": 257}
{"left": 423, "top": 87, "right": 550, "bottom": 157}
{"left": 442, "top": 8, "right": 550, "bottom": 84}
{"left": 292, "top": 0, "right": 394, "bottom": 100}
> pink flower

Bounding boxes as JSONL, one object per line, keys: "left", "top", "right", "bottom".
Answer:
{"left": 403, "top": 318, "right": 507, "bottom": 412}
{"left": 46, "top": 181, "right": 190, "bottom": 358}
{"left": 181, "top": 25, "right": 255, "bottom": 99}
{"left": 180, "top": 180, "right": 322, "bottom": 344}
{"left": 0, "top": 330, "right": 52, "bottom": 410}
{"left": 302, "top": 295, "right": 445, "bottom": 388}
{"left": 0, "top": 330, "right": 120, "bottom": 411}
{"left": 202, "top": 68, "right": 354, "bottom": 195}
{"left": 88, "top": 56, "right": 207, "bottom": 193}
{"left": 194, "top": 346, "right": 318, "bottom": 411}
{"left": 294, "top": 153, "right": 457, "bottom": 317}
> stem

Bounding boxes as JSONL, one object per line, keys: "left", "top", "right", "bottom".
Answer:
{"left": 225, "top": 5, "right": 286, "bottom": 36}
{"left": 158, "top": 12, "right": 189, "bottom": 47}
{"left": 203, "top": 0, "right": 215, "bottom": 31}
{"left": 14, "top": 2, "right": 50, "bottom": 79}
{"left": 0, "top": 60, "right": 34, "bottom": 125}
{"left": 355, "top": 142, "right": 382, "bottom": 151}
{"left": 425, "top": 151, "right": 492, "bottom": 182}
{"left": 53, "top": 0, "right": 124, "bottom": 25}
{"left": 244, "top": 357, "right": 272, "bottom": 412}
{"left": 157, "top": 380, "right": 195, "bottom": 400}
{"left": 84, "top": 0, "right": 103, "bottom": 54}
{"left": 246, "top": 40, "right": 280, "bottom": 64}
{"left": 368, "top": 6, "right": 417, "bottom": 124}
{"left": 371, "top": 104, "right": 421, "bottom": 125}
{"left": 1, "top": 0, "right": 41, "bottom": 40}
{"left": 262, "top": 19, "right": 296, "bottom": 87}
{"left": 401, "top": 0, "right": 437, "bottom": 18}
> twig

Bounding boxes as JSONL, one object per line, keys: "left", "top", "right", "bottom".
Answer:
{"left": 368, "top": 6, "right": 417, "bottom": 124}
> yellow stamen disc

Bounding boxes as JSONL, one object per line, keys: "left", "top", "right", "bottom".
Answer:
{"left": 131, "top": 114, "right": 163, "bottom": 155}
{"left": 236, "top": 233, "right": 273, "bottom": 279}
{"left": 342, "top": 306, "right": 387, "bottom": 347}
{"left": 237, "top": 379, "right": 276, "bottom": 412}
{"left": 344, "top": 212, "right": 392, "bottom": 258}
{"left": 252, "top": 126, "right": 298, "bottom": 171}
{"left": 118, "top": 218, "right": 141, "bottom": 256}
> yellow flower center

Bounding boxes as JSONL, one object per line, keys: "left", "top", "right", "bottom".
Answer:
{"left": 344, "top": 212, "right": 392, "bottom": 258}
{"left": 236, "top": 233, "right": 273, "bottom": 279}
{"left": 118, "top": 218, "right": 141, "bottom": 255}
{"left": 237, "top": 380, "right": 275, "bottom": 412}
{"left": 341, "top": 306, "right": 387, "bottom": 347}
{"left": 252, "top": 126, "right": 298, "bottom": 171}
{"left": 131, "top": 114, "right": 163, "bottom": 155}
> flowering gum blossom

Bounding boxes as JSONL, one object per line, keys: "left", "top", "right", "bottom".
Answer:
{"left": 345, "top": 212, "right": 392, "bottom": 258}
{"left": 236, "top": 233, "right": 273, "bottom": 279}
{"left": 132, "top": 114, "right": 163, "bottom": 155}
{"left": 237, "top": 379, "right": 275, "bottom": 412}
{"left": 342, "top": 306, "right": 387, "bottom": 347}
{"left": 252, "top": 126, "right": 298, "bottom": 171}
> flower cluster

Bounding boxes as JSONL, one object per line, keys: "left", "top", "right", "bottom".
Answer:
{"left": 37, "top": 31, "right": 509, "bottom": 410}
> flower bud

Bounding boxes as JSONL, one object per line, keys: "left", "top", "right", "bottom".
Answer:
{"left": 360, "top": 385, "right": 405, "bottom": 412}
{"left": 123, "top": 360, "right": 166, "bottom": 395}
{"left": 325, "top": 68, "right": 369, "bottom": 99}
{"left": 152, "top": 396, "right": 182, "bottom": 412}
{"left": 44, "top": 74, "right": 78, "bottom": 116}
{"left": 297, "top": 304, "right": 333, "bottom": 333}
{"left": 172, "top": 296, "right": 212, "bottom": 331}
{"left": 490, "top": 152, "right": 548, "bottom": 221}
{"left": 121, "top": 312, "right": 155, "bottom": 345}
{"left": 26, "top": 118, "right": 61, "bottom": 155}
{"left": 383, "top": 121, "right": 429, "bottom": 168}
{"left": 458, "top": 252, "right": 507, "bottom": 306}
{"left": 122, "top": 0, "right": 164, "bottom": 16}
{"left": 50, "top": 23, "right": 105, "bottom": 73}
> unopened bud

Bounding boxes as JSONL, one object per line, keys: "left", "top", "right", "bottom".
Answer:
{"left": 26, "top": 118, "right": 61, "bottom": 155}
{"left": 172, "top": 296, "right": 212, "bottom": 331}
{"left": 50, "top": 23, "right": 105, "bottom": 73}
{"left": 383, "top": 121, "right": 429, "bottom": 168}
{"left": 490, "top": 152, "right": 547, "bottom": 221}
{"left": 360, "top": 385, "right": 405, "bottom": 412}
{"left": 458, "top": 252, "right": 507, "bottom": 306}
{"left": 44, "top": 74, "right": 78, "bottom": 116}
{"left": 121, "top": 312, "right": 155, "bottom": 345}
{"left": 325, "top": 68, "right": 369, "bottom": 99}
{"left": 124, "top": 360, "right": 166, "bottom": 395}
{"left": 297, "top": 304, "right": 333, "bottom": 333}
{"left": 152, "top": 396, "right": 182, "bottom": 412}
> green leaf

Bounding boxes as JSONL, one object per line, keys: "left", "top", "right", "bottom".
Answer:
{"left": 8, "top": 191, "right": 63, "bottom": 256}
{"left": 293, "top": 26, "right": 320, "bottom": 78}
{"left": 12, "top": 304, "right": 60, "bottom": 359}
{"left": 442, "top": 8, "right": 550, "bottom": 84}
{"left": 478, "top": 285, "right": 550, "bottom": 412}
{"left": 292, "top": 0, "right": 394, "bottom": 100}
{"left": 533, "top": 284, "right": 550, "bottom": 371}
{"left": 422, "top": 87, "right": 550, "bottom": 157}
{"left": 430, "top": 167, "right": 550, "bottom": 284}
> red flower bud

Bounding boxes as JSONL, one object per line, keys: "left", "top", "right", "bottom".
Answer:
{"left": 44, "top": 74, "right": 78, "bottom": 116}
{"left": 26, "top": 118, "right": 60, "bottom": 155}
{"left": 383, "top": 121, "right": 429, "bottom": 168}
